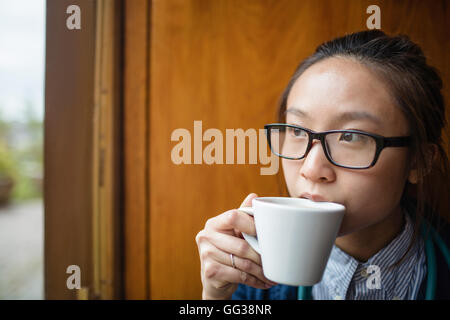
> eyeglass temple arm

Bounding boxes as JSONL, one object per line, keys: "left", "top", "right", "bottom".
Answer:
{"left": 383, "top": 136, "right": 412, "bottom": 147}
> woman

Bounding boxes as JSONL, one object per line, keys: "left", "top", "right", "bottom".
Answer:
{"left": 195, "top": 30, "right": 450, "bottom": 300}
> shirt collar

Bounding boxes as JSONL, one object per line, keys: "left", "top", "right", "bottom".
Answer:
{"left": 321, "top": 210, "right": 418, "bottom": 299}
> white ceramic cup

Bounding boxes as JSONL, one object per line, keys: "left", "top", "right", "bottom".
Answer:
{"left": 238, "top": 197, "right": 345, "bottom": 286}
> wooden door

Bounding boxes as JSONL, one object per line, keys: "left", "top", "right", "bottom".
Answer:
{"left": 45, "top": 0, "right": 122, "bottom": 299}
{"left": 123, "top": 0, "right": 450, "bottom": 299}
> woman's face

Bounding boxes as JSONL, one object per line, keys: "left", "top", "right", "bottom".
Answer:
{"left": 283, "top": 57, "right": 414, "bottom": 236}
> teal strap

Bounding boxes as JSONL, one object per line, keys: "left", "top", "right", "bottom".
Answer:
{"left": 429, "top": 226, "right": 450, "bottom": 269}
{"left": 297, "top": 286, "right": 312, "bottom": 300}
{"left": 422, "top": 223, "right": 436, "bottom": 300}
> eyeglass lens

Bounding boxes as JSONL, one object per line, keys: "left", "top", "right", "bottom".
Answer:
{"left": 269, "top": 126, "right": 377, "bottom": 168}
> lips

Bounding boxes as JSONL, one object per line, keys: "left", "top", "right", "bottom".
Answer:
{"left": 299, "top": 192, "right": 328, "bottom": 202}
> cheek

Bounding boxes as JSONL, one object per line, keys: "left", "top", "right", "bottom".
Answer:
{"left": 364, "top": 149, "right": 409, "bottom": 203}
{"left": 339, "top": 152, "right": 409, "bottom": 233}
{"left": 281, "top": 159, "right": 299, "bottom": 194}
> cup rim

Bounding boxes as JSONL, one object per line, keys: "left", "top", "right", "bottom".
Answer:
{"left": 253, "top": 196, "right": 345, "bottom": 212}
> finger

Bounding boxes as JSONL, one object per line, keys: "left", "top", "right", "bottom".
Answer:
{"left": 200, "top": 241, "right": 276, "bottom": 286}
{"left": 206, "top": 261, "right": 272, "bottom": 290}
{"left": 240, "top": 193, "right": 258, "bottom": 208}
{"left": 204, "top": 229, "right": 261, "bottom": 265}
{"left": 206, "top": 209, "right": 256, "bottom": 236}
{"left": 234, "top": 193, "right": 258, "bottom": 237}
{"left": 229, "top": 254, "right": 278, "bottom": 286}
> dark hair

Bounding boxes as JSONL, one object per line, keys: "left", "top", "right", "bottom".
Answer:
{"left": 277, "top": 30, "right": 450, "bottom": 267}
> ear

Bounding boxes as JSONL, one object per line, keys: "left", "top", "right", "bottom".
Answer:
{"left": 407, "top": 148, "right": 418, "bottom": 184}
{"left": 407, "top": 144, "right": 437, "bottom": 184}
{"left": 408, "top": 168, "right": 418, "bottom": 184}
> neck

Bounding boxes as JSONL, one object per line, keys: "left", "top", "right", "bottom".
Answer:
{"left": 335, "top": 206, "right": 405, "bottom": 262}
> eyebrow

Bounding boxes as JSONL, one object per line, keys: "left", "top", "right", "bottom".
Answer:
{"left": 285, "top": 107, "right": 382, "bottom": 126}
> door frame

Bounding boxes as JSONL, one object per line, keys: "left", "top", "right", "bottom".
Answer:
{"left": 44, "top": 0, "right": 123, "bottom": 299}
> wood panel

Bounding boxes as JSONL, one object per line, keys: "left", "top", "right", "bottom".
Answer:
{"left": 92, "top": 0, "right": 123, "bottom": 300}
{"left": 45, "top": 0, "right": 123, "bottom": 299}
{"left": 45, "top": 0, "right": 96, "bottom": 299}
{"left": 123, "top": 0, "right": 450, "bottom": 299}
{"left": 124, "top": 0, "right": 150, "bottom": 299}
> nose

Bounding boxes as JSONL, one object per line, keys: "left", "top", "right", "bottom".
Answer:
{"left": 299, "top": 140, "right": 336, "bottom": 182}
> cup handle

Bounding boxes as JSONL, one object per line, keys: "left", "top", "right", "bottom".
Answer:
{"left": 237, "top": 207, "right": 260, "bottom": 254}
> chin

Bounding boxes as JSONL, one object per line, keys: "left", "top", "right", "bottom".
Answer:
{"left": 336, "top": 218, "right": 363, "bottom": 237}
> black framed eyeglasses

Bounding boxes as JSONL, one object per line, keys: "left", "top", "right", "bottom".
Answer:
{"left": 264, "top": 123, "right": 412, "bottom": 169}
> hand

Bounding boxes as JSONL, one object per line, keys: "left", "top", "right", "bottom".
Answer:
{"left": 195, "top": 193, "right": 277, "bottom": 300}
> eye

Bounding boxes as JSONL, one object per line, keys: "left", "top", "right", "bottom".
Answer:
{"left": 339, "top": 132, "right": 367, "bottom": 143}
{"left": 288, "top": 127, "right": 307, "bottom": 138}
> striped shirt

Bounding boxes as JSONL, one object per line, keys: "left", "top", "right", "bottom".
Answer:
{"left": 312, "top": 210, "right": 427, "bottom": 300}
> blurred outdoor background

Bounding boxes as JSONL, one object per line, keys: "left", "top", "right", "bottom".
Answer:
{"left": 0, "top": 0, "right": 45, "bottom": 299}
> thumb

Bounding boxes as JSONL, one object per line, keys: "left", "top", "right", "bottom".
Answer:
{"left": 240, "top": 193, "right": 258, "bottom": 208}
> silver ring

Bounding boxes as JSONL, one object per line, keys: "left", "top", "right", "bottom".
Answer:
{"left": 230, "top": 253, "right": 236, "bottom": 269}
